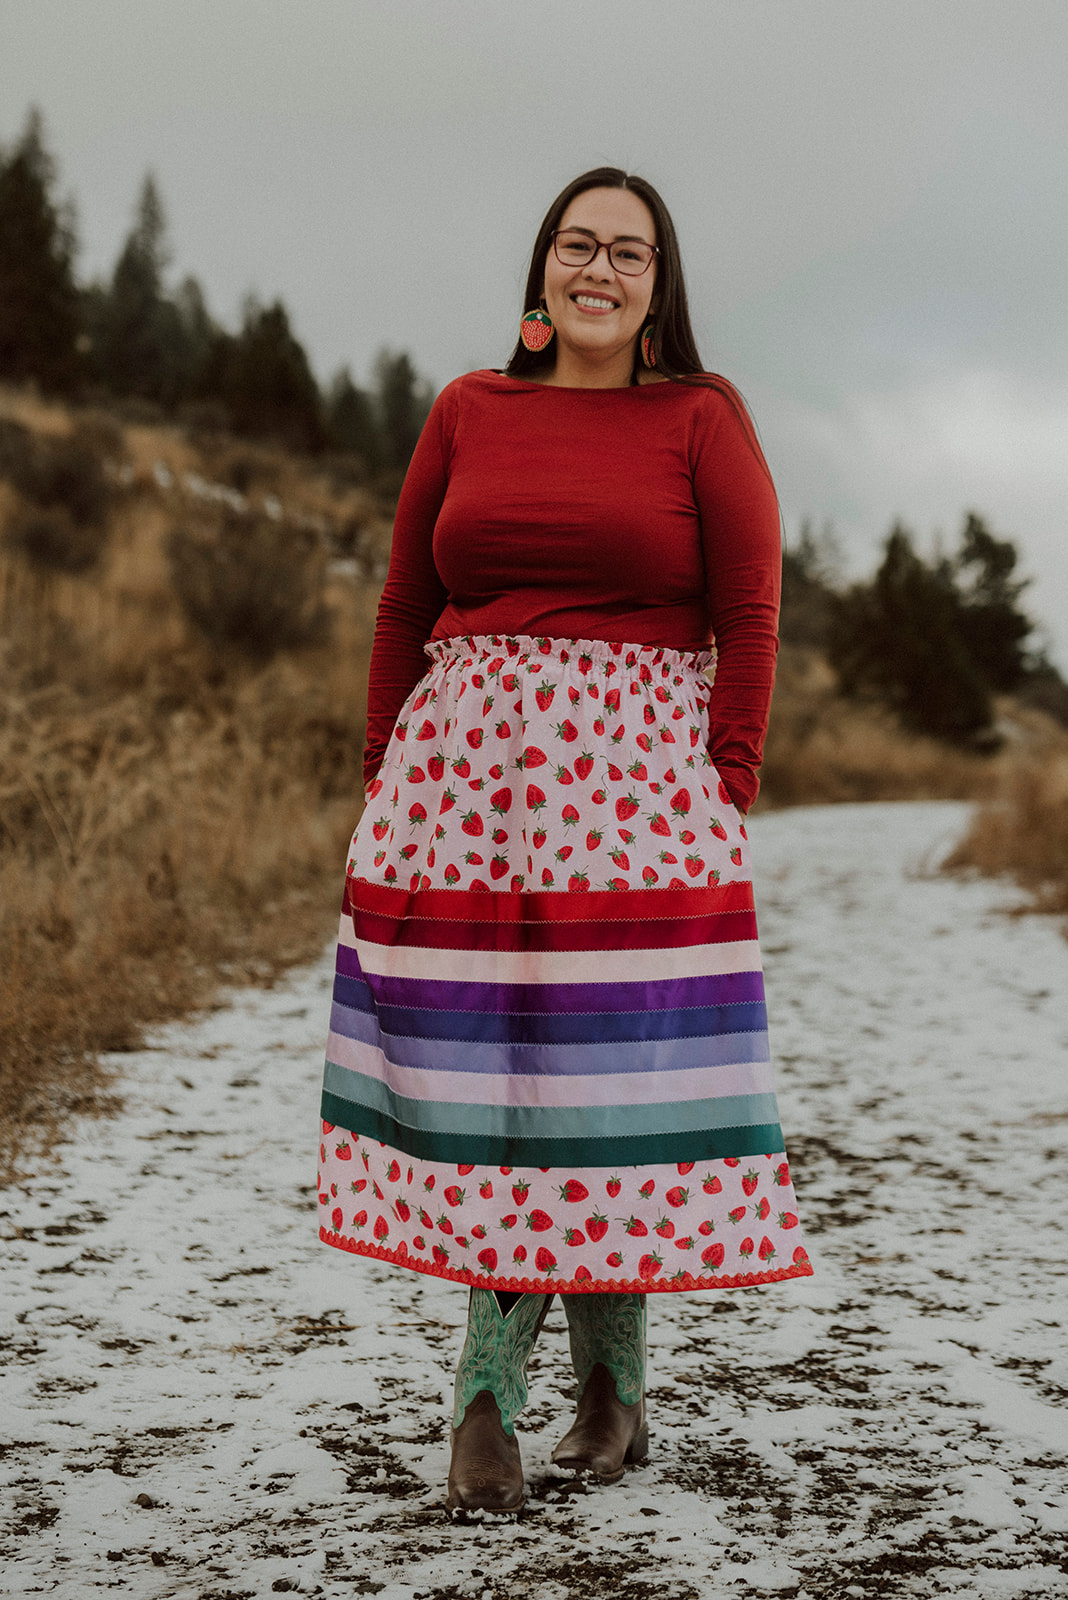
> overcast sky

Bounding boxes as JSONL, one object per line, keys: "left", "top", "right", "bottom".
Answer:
{"left": 4, "top": 0, "right": 1066, "bottom": 663}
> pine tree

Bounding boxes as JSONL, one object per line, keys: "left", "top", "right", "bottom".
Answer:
{"left": 0, "top": 108, "right": 82, "bottom": 391}
{"left": 325, "top": 366, "right": 380, "bottom": 467}
{"left": 951, "top": 512, "right": 1033, "bottom": 692}
{"left": 91, "top": 172, "right": 182, "bottom": 405}
{"left": 207, "top": 298, "right": 325, "bottom": 452}
{"left": 373, "top": 348, "right": 433, "bottom": 472}
{"left": 173, "top": 275, "right": 216, "bottom": 382}
{"left": 780, "top": 518, "right": 842, "bottom": 649}
{"left": 830, "top": 523, "right": 993, "bottom": 743}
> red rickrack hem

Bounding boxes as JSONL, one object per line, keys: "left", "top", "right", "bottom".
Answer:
{"left": 319, "top": 1226, "right": 813, "bottom": 1293}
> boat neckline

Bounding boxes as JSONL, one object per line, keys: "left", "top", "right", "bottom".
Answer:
{"left": 481, "top": 368, "right": 679, "bottom": 393}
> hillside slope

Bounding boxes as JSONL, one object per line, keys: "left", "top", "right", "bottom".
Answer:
{"left": 2, "top": 389, "right": 1065, "bottom": 1176}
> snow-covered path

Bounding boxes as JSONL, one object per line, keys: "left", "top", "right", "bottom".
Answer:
{"left": 2, "top": 802, "right": 1066, "bottom": 1600}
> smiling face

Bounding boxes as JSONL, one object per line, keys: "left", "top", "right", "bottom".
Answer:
{"left": 541, "top": 186, "right": 658, "bottom": 383}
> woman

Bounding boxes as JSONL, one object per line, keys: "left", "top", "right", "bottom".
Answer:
{"left": 318, "top": 167, "right": 811, "bottom": 1513}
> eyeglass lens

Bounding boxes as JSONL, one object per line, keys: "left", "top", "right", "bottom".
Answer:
{"left": 553, "top": 231, "right": 654, "bottom": 275}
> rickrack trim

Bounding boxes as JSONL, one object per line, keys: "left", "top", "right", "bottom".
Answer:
{"left": 320, "top": 1225, "right": 813, "bottom": 1293}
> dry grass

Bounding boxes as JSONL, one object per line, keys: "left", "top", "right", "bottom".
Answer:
{"left": 0, "top": 387, "right": 385, "bottom": 1179}
{"left": 757, "top": 646, "right": 996, "bottom": 809}
{"left": 763, "top": 647, "right": 1068, "bottom": 929}
{"left": 942, "top": 721, "right": 1068, "bottom": 918}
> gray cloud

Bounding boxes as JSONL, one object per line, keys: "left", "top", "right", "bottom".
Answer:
{"left": 3, "top": 0, "right": 1065, "bottom": 658}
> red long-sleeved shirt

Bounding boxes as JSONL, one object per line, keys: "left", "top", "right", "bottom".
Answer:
{"left": 364, "top": 370, "right": 781, "bottom": 813}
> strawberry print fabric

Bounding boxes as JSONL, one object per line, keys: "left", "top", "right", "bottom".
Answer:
{"left": 319, "top": 635, "right": 811, "bottom": 1294}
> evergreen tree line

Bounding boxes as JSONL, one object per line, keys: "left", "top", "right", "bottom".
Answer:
{"left": 0, "top": 109, "right": 432, "bottom": 472}
{"left": 782, "top": 514, "right": 1068, "bottom": 742}
{"left": 5, "top": 110, "right": 1065, "bottom": 737}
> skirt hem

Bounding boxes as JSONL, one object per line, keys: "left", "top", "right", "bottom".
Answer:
{"left": 320, "top": 1224, "right": 813, "bottom": 1294}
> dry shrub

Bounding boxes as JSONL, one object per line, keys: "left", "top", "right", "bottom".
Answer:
{"left": 320, "top": 452, "right": 370, "bottom": 492}
{"left": 7, "top": 420, "right": 111, "bottom": 528}
{"left": 758, "top": 646, "right": 993, "bottom": 809}
{"left": 943, "top": 750, "right": 1068, "bottom": 915}
{"left": 196, "top": 438, "right": 284, "bottom": 496}
{"left": 0, "top": 416, "right": 113, "bottom": 572}
{"left": 0, "top": 391, "right": 379, "bottom": 1181}
{"left": 6, "top": 503, "right": 108, "bottom": 574}
{"left": 0, "top": 416, "right": 35, "bottom": 479}
{"left": 168, "top": 509, "right": 329, "bottom": 661}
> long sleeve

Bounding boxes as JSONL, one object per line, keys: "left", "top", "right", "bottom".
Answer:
{"left": 362, "top": 393, "right": 452, "bottom": 788}
{"left": 691, "top": 389, "right": 781, "bottom": 814}
{"left": 360, "top": 373, "right": 782, "bottom": 806}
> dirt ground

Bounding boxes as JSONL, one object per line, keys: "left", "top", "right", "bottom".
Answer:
{"left": 2, "top": 802, "right": 1066, "bottom": 1599}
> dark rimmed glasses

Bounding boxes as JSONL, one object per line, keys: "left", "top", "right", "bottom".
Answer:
{"left": 551, "top": 229, "right": 659, "bottom": 277}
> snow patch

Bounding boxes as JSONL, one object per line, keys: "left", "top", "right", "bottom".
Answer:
{"left": 2, "top": 801, "right": 1066, "bottom": 1598}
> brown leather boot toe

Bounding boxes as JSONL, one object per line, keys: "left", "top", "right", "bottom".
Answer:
{"left": 446, "top": 1389, "right": 524, "bottom": 1512}
{"left": 551, "top": 1362, "right": 648, "bottom": 1484}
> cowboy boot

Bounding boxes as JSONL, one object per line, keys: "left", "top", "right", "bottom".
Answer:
{"left": 447, "top": 1289, "right": 551, "bottom": 1512}
{"left": 551, "top": 1292, "right": 648, "bottom": 1482}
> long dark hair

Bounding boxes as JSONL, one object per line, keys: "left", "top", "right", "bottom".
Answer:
{"left": 504, "top": 167, "right": 767, "bottom": 460}
{"left": 505, "top": 166, "right": 706, "bottom": 382}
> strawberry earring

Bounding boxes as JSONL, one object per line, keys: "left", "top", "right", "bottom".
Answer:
{"left": 520, "top": 306, "right": 554, "bottom": 352}
{"left": 640, "top": 321, "right": 657, "bottom": 370}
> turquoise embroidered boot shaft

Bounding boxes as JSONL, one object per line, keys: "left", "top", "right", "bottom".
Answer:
{"left": 552, "top": 1292, "right": 648, "bottom": 1482}
{"left": 447, "top": 1289, "right": 552, "bottom": 1512}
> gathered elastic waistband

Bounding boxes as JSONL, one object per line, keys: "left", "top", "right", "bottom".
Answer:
{"left": 425, "top": 633, "right": 716, "bottom": 680}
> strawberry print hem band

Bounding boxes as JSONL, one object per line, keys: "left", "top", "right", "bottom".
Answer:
{"left": 319, "top": 1225, "right": 812, "bottom": 1294}
{"left": 317, "top": 1137, "right": 810, "bottom": 1289}
{"left": 317, "top": 635, "right": 810, "bottom": 1293}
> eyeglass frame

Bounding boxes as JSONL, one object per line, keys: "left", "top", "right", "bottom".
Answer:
{"left": 549, "top": 228, "right": 660, "bottom": 278}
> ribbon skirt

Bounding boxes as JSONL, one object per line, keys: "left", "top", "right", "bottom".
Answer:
{"left": 318, "top": 635, "right": 811, "bottom": 1293}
